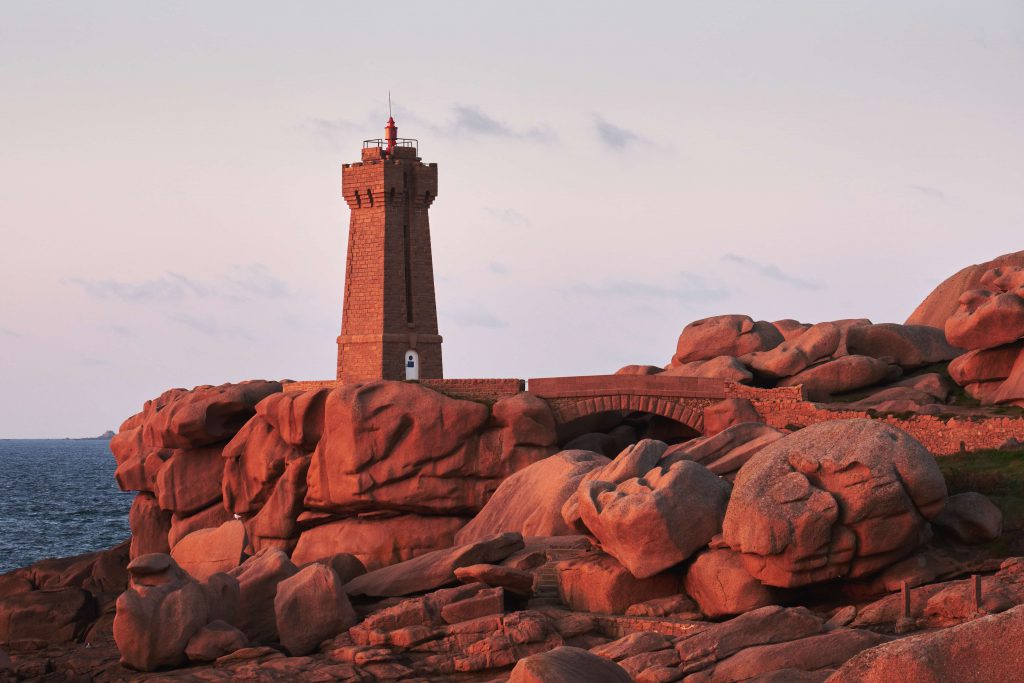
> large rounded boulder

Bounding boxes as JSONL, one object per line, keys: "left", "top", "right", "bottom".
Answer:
{"left": 938, "top": 262, "right": 1024, "bottom": 407}
{"left": 672, "top": 314, "right": 783, "bottom": 365}
{"left": 577, "top": 460, "right": 731, "bottom": 578}
{"left": 455, "top": 449, "right": 610, "bottom": 544}
{"left": 722, "top": 420, "right": 947, "bottom": 588}
{"left": 906, "top": 250, "right": 1024, "bottom": 329}
{"left": 946, "top": 281, "right": 1024, "bottom": 351}
{"left": 305, "top": 382, "right": 557, "bottom": 516}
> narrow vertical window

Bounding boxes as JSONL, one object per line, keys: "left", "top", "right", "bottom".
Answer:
{"left": 404, "top": 223, "right": 414, "bottom": 324}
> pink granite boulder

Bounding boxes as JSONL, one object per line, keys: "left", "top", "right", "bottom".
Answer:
{"left": 663, "top": 422, "right": 786, "bottom": 480}
{"left": 456, "top": 449, "right": 610, "bottom": 544}
{"left": 510, "top": 646, "right": 632, "bottom": 683}
{"left": 673, "top": 315, "right": 783, "bottom": 365}
{"left": 577, "top": 460, "right": 730, "bottom": 578}
{"left": 343, "top": 532, "right": 525, "bottom": 598}
{"left": 722, "top": 420, "right": 947, "bottom": 587}
{"left": 184, "top": 620, "right": 249, "bottom": 663}
{"left": 702, "top": 398, "right": 762, "bottom": 437}
{"left": 907, "top": 251, "right": 1024, "bottom": 328}
{"left": 291, "top": 514, "right": 466, "bottom": 570}
{"left": 274, "top": 563, "right": 357, "bottom": 655}
{"left": 948, "top": 342, "right": 1021, "bottom": 385}
{"left": 829, "top": 604, "right": 1024, "bottom": 683}
{"left": 128, "top": 493, "right": 171, "bottom": 559}
{"left": 662, "top": 356, "right": 754, "bottom": 384}
{"left": 932, "top": 492, "right": 1003, "bottom": 544}
{"left": 614, "top": 364, "right": 664, "bottom": 376}
{"left": 141, "top": 381, "right": 282, "bottom": 449}
{"left": 554, "top": 552, "right": 680, "bottom": 614}
{"left": 744, "top": 322, "right": 841, "bottom": 378}
{"left": 946, "top": 287, "right": 1024, "bottom": 351}
{"left": 305, "top": 383, "right": 556, "bottom": 516}
{"left": 226, "top": 549, "right": 298, "bottom": 643}
{"left": 170, "top": 520, "right": 248, "bottom": 581}
{"left": 778, "top": 355, "right": 898, "bottom": 401}
{"left": 683, "top": 548, "right": 779, "bottom": 618}
{"left": 845, "top": 323, "right": 962, "bottom": 368}
{"left": 113, "top": 554, "right": 209, "bottom": 671}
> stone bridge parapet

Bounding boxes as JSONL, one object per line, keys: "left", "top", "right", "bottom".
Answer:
{"left": 526, "top": 374, "right": 732, "bottom": 435}
{"left": 284, "top": 375, "right": 1024, "bottom": 454}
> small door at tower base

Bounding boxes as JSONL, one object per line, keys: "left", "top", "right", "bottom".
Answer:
{"left": 405, "top": 350, "right": 420, "bottom": 381}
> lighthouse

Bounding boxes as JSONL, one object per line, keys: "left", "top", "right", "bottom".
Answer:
{"left": 336, "top": 117, "right": 443, "bottom": 383}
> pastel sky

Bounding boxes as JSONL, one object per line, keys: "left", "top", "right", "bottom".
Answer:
{"left": 1, "top": 1, "right": 1022, "bottom": 437}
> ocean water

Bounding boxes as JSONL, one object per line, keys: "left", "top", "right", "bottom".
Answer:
{"left": 0, "top": 439, "right": 133, "bottom": 574}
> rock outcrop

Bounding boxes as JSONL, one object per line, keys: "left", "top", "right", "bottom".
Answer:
{"left": 113, "top": 555, "right": 209, "bottom": 671}
{"left": 932, "top": 492, "right": 1003, "bottom": 544}
{"left": 829, "top": 603, "right": 1024, "bottom": 682}
{"left": 907, "top": 250, "right": 1024, "bottom": 327}
{"left": 683, "top": 548, "right": 779, "bottom": 618}
{"left": 577, "top": 460, "right": 730, "bottom": 578}
{"left": 305, "top": 384, "right": 557, "bottom": 516}
{"left": 510, "top": 645, "right": 632, "bottom": 683}
{"left": 112, "top": 381, "right": 283, "bottom": 558}
{"left": 343, "top": 532, "right": 525, "bottom": 598}
{"left": 170, "top": 519, "right": 248, "bottom": 581}
{"left": 672, "top": 315, "right": 784, "bottom": 365}
{"left": 455, "top": 449, "right": 609, "bottom": 544}
{"left": 933, "top": 260, "right": 1024, "bottom": 407}
{"left": 554, "top": 552, "right": 679, "bottom": 614}
{"left": 722, "top": 420, "right": 947, "bottom": 587}
{"left": 291, "top": 514, "right": 466, "bottom": 570}
{"left": 702, "top": 398, "right": 762, "bottom": 437}
{"left": 274, "top": 563, "right": 357, "bottom": 656}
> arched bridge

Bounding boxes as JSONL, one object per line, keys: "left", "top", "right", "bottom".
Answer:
{"left": 526, "top": 375, "right": 732, "bottom": 435}
{"left": 284, "top": 374, "right": 790, "bottom": 437}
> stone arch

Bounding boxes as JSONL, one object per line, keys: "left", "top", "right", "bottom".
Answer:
{"left": 549, "top": 394, "right": 705, "bottom": 435}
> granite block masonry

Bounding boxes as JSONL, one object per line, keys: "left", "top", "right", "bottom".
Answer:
{"left": 337, "top": 116, "right": 443, "bottom": 383}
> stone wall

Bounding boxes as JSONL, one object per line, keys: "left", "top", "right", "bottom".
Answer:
{"left": 421, "top": 378, "right": 525, "bottom": 404}
{"left": 728, "top": 384, "right": 1024, "bottom": 455}
{"left": 284, "top": 378, "right": 524, "bottom": 405}
{"left": 285, "top": 376, "right": 1024, "bottom": 455}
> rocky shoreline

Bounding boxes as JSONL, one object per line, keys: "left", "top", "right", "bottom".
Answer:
{"left": 2, "top": 253, "right": 1024, "bottom": 682}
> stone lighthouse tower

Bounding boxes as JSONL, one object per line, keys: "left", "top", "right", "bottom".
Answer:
{"left": 336, "top": 117, "right": 443, "bottom": 383}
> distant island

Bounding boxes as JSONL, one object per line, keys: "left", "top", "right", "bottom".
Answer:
{"left": 66, "top": 430, "right": 115, "bottom": 441}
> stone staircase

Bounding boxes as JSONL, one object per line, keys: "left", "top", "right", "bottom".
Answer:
{"left": 527, "top": 545, "right": 591, "bottom": 608}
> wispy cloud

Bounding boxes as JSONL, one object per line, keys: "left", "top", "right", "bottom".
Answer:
{"left": 722, "top": 253, "right": 824, "bottom": 291}
{"left": 910, "top": 185, "right": 946, "bottom": 200}
{"left": 570, "top": 273, "right": 732, "bottom": 302}
{"left": 69, "top": 265, "right": 293, "bottom": 304}
{"left": 298, "top": 116, "right": 372, "bottom": 150}
{"left": 69, "top": 272, "right": 212, "bottom": 303}
{"left": 225, "top": 264, "right": 292, "bottom": 300}
{"left": 488, "top": 261, "right": 509, "bottom": 275}
{"left": 168, "top": 313, "right": 255, "bottom": 340}
{"left": 444, "top": 306, "right": 508, "bottom": 329}
{"left": 485, "top": 207, "right": 530, "bottom": 227}
{"left": 594, "top": 116, "right": 646, "bottom": 150}
{"left": 445, "top": 106, "right": 554, "bottom": 142}
{"left": 0, "top": 326, "right": 22, "bottom": 338}
{"left": 303, "top": 103, "right": 554, "bottom": 149}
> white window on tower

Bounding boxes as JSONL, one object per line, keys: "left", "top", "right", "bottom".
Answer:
{"left": 405, "top": 350, "right": 420, "bottom": 381}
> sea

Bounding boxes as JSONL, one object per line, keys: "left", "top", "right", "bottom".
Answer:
{"left": 0, "top": 439, "right": 133, "bottom": 574}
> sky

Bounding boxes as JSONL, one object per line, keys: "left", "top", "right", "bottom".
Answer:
{"left": 1, "top": 1, "right": 1022, "bottom": 437}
